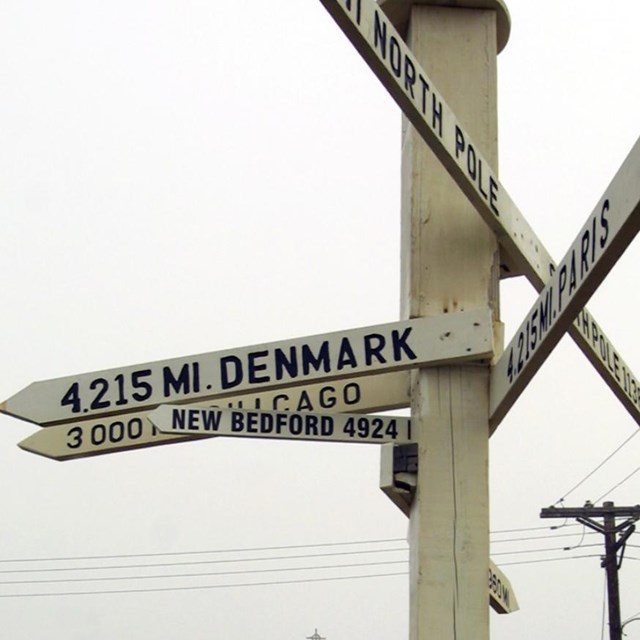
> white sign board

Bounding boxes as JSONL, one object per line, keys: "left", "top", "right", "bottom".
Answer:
{"left": 318, "top": 0, "right": 640, "bottom": 432}
{"left": 491, "top": 138, "right": 640, "bottom": 424}
{"left": 18, "top": 372, "right": 411, "bottom": 460}
{"left": 2, "top": 309, "right": 492, "bottom": 426}
{"left": 149, "top": 405, "right": 413, "bottom": 445}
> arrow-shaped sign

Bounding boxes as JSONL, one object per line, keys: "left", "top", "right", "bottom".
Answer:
{"left": 149, "top": 404, "right": 413, "bottom": 445}
{"left": 491, "top": 139, "right": 640, "bottom": 423}
{"left": 3, "top": 309, "right": 492, "bottom": 427}
{"left": 317, "top": 0, "right": 640, "bottom": 431}
{"left": 17, "top": 372, "right": 411, "bottom": 460}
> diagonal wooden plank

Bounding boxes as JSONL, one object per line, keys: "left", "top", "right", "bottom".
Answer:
{"left": 317, "top": 0, "right": 640, "bottom": 430}
{"left": 491, "top": 139, "right": 640, "bottom": 425}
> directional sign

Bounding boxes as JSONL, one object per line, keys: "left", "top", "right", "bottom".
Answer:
{"left": 491, "top": 138, "right": 640, "bottom": 424}
{"left": 488, "top": 560, "right": 519, "bottom": 614}
{"left": 18, "top": 414, "right": 195, "bottom": 461}
{"left": 149, "top": 405, "right": 413, "bottom": 445}
{"left": 318, "top": 0, "right": 640, "bottom": 431}
{"left": 17, "top": 372, "right": 411, "bottom": 460}
{"left": 2, "top": 309, "right": 492, "bottom": 427}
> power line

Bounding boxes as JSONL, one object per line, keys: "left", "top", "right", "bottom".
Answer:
{"left": 490, "top": 523, "right": 579, "bottom": 534}
{"left": 594, "top": 465, "right": 640, "bottom": 504}
{"left": 553, "top": 430, "right": 640, "bottom": 506}
{"left": 0, "top": 537, "right": 408, "bottom": 565}
{"left": 499, "top": 554, "right": 602, "bottom": 567}
{"left": 0, "top": 559, "right": 409, "bottom": 586}
{"left": 490, "top": 530, "right": 599, "bottom": 544}
{"left": 0, "top": 546, "right": 409, "bottom": 576}
{"left": 0, "top": 571, "right": 409, "bottom": 599}
{"left": 0, "top": 528, "right": 581, "bottom": 567}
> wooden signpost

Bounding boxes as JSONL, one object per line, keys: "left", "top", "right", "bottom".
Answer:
{"left": 318, "top": 0, "right": 640, "bottom": 434}
{"left": 3, "top": 1, "right": 640, "bottom": 639}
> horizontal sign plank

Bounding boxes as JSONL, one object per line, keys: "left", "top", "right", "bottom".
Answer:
{"left": 17, "top": 373, "right": 411, "bottom": 461}
{"left": 3, "top": 310, "right": 491, "bottom": 426}
{"left": 491, "top": 138, "right": 640, "bottom": 424}
{"left": 318, "top": 0, "right": 640, "bottom": 431}
{"left": 149, "top": 405, "right": 414, "bottom": 445}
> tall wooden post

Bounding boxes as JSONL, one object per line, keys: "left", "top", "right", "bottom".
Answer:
{"left": 380, "top": 1, "right": 510, "bottom": 638}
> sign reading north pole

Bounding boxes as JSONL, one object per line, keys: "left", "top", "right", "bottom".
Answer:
{"left": 18, "top": 372, "right": 411, "bottom": 461}
{"left": 2, "top": 309, "right": 492, "bottom": 427}
{"left": 318, "top": 0, "right": 640, "bottom": 432}
{"left": 149, "top": 405, "right": 413, "bottom": 445}
{"left": 491, "top": 138, "right": 640, "bottom": 424}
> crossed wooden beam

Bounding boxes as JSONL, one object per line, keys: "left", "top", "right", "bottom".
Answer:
{"left": 318, "top": 0, "right": 640, "bottom": 432}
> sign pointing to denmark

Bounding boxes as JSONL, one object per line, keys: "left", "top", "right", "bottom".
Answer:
{"left": 491, "top": 137, "right": 640, "bottom": 424}
{"left": 319, "top": 0, "right": 640, "bottom": 432}
{"left": 2, "top": 309, "right": 492, "bottom": 427}
{"left": 17, "top": 372, "right": 411, "bottom": 461}
{"left": 149, "top": 405, "right": 413, "bottom": 445}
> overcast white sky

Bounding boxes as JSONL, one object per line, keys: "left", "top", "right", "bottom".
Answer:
{"left": 2, "top": 1, "right": 640, "bottom": 638}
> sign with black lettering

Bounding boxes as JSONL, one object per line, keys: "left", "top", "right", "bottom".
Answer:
{"left": 2, "top": 309, "right": 492, "bottom": 426}
{"left": 149, "top": 405, "right": 413, "bottom": 445}
{"left": 488, "top": 560, "right": 519, "bottom": 614}
{"left": 491, "top": 139, "right": 640, "bottom": 424}
{"left": 318, "top": 0, "right": 640, "bottom": 432}
{"left": 18, "top": 373, "right": 411, "bottom": 460}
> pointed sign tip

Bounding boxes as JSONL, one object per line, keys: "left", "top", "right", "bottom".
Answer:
{"left": 17, "top": 434, "right": 60, "bottom": 462}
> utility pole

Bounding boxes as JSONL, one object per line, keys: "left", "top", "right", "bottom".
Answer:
{"left": 540, "top": 502, "right": 640, "bottom": 640}
{"left": 306, "top": 629, "right": 326, "bottom": 640}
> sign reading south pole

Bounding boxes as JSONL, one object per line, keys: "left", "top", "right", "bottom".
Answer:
{"left": 2, "top": 309, "right": 492, "bottom": 426}
{"left": 149, "top": 405, "right": 414, "bottom": 445}
{"left": 491, "top": 139, "right": 640, "bottom": 425}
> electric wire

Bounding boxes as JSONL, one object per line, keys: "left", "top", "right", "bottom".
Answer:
{"left": 490, "top": 523, "right": 579, "bottom": 534}
{"left": 0, "top": 537, "right": 407, "bottom": 564}
{"left": 498, "top": 554, "right": 601, "bottom": 566}
{"left": 490, "top": 530, "right": 598, "bottom": 544}
{"left": 0, "top": 543, "right": 615, "bottom": 598}
{"left": 0, "top": 531, "right": 607, "bottom": 579}
{"left": 0, "top": 571, "right": 409, "bottom": 599}
{"left": 0, "top": 559, "right": 409, "bottom": 586}
{"left": 0, "top": 527, "right": 591, "bottom": 568}
{"left": 594, "top": 464, "right": 640, "bottom": 504}
{"left": 491, "top": 544, "right": 602, "bottom": 556}
{"left": 553, "top": 429, "right": 640, "bottom": 506}
{"left": 0, "top": 546, "right": 409, "bottom": 575}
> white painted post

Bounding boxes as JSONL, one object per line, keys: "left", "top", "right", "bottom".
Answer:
{"left": 380, "top": 1, "right": 510, "bottom": 638}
